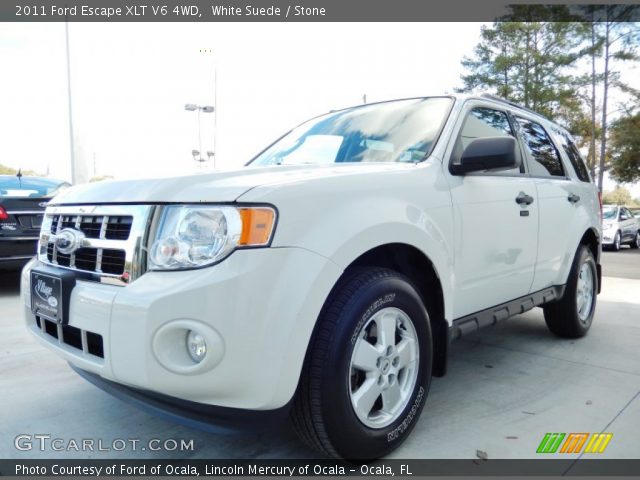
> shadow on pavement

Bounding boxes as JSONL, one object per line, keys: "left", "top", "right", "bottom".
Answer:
{"left": 0, "top": 269, "right": 21, "bottom": 297}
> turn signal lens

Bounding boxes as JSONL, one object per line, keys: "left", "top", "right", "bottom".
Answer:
{"left": 238, "top": 207, "right": 276, "bottom": 246}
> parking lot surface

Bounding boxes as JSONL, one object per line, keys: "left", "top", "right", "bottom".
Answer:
{"left": 1, "top": 250, "right": 639, "bottom": 464}
{"left": 602, "top": 247, "right": 640, "bottom": 279}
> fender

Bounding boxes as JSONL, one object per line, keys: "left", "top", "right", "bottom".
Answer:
{"left": 239, "top": 162, "right": 455, "bottom": 321}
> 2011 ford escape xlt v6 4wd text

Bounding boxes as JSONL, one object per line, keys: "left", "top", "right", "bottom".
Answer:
{"left": 21, "top": 94, "right": 601, "bottom": 459}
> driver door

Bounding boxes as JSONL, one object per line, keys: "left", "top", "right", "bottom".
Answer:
{"left": 445, "top": 103, "right": 538, "bottom": 319}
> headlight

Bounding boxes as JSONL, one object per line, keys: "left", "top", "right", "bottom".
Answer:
{"left": 148, "top": 205, "right": 276, "bottom": 270}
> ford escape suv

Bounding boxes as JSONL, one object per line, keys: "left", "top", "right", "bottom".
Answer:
{"left": 22, "top": 94, "right": 601, "bottom": 459}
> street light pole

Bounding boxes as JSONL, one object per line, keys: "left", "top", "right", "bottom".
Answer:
{"left": 197, "top": 107, "right": 202, "bottom": 164}
{"left": 213, "top": 64, "right": 217, "bottom": 169}
{"left": 184, "top": 104, "right": 214, "bottom": 167}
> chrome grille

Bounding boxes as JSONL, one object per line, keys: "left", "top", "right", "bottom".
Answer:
{"left": 50, "top": 214, "right": 133, "bottom": 240}
{"left": 38, "top": 205, "right": 154, "bottom": 285}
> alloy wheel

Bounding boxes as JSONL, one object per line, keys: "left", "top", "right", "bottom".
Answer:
{"left": 576, "top": 262, "right": 595, "bottom": 324}
{"left": 348, "top": 307, "right": 419, "bottom": 429}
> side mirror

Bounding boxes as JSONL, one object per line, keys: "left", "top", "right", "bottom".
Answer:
{"left": 451, "top": 136, "right": 518, "bottom": 175}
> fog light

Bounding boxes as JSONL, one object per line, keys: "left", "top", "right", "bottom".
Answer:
{"left": 186, "top": 330, "right": 207, "bottom": 363}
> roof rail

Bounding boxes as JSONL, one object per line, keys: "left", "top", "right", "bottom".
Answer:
{"left": 479, "top": 93, "right": 543, "bottom": 118}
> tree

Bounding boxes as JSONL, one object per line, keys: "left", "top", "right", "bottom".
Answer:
{"left": 89, "top": 175, "right": 115, "bottom": 182}
{"left": 594, "top": 6, "right": 640, "bottom": 191}
{"left": 602, "top": 185, "right": 635, "bottom": 205}
{"left": 587, "top": 16, "right": 602, "bottom": 181}
{"left": 609, "top": 112, "right": 640, "bottom": 184}
{"left": 457, "top": 6, "right": 639, "bottom": 189}
{"left": 0, "top": 164, "right": 41, "bottom": 176}
{"left": 458, "top": 23, "right": 521, "bottom": 99}
{"left": 457, "top": 7, "right": 585, "bottom": 120}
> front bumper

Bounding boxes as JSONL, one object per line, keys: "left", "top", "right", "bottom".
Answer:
{"left": 601, "top": 229, "right": 617, "bottom": 245}
{"left": 22, "top": 247, "right": 341, "bottom": 411}
{"left": 71, "top": 364, "right": 291, "bottom": 433}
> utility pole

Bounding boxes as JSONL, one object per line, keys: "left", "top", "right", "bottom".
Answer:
{"left": 65, "top": 20, "right": 77, "bottom": 184}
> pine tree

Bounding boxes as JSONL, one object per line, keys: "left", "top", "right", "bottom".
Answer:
{"left": 594, "top": 6, "right": 639, "bottom": 191}
{"left": 457, "top": 7, "right": 584, "bottom": 120}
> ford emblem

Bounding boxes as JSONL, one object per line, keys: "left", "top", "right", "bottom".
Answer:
{"left": 55, "top": 228, "right": 85, "bottom": 255}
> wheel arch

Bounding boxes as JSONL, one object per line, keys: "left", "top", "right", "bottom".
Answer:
{"left": 348, "top": 243, "right": 449, "bottom": 377}
{"left": 303, "top": 243, "right": 449, "bottom": 379}
{"left": 578, "top": 227, "right": 601, "bottom": 293}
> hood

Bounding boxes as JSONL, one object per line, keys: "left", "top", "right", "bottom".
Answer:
{"left": 50, "top": 163, "right": 414, "bottom": 205}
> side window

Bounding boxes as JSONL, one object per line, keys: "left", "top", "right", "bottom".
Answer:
{"left": 452, "top": 107, "right": 521, "bottom": 174}
{"left": 621, "top": 209, "right": 631, "bottom": 221}
{"left": 556, "top": 130, "right": 591, "bottom": 182}
{"left": 515, "top": 117, "right": 565, "bottom": 177}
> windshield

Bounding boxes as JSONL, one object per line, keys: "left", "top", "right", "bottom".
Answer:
{"left": 0, "top": 176, "right": 70, "bottom": 198}
{"left": 249, "top": 97, "right": 453, "bottom": 167}
{"left": 602, "top": 207, "right": 617, "bottom": 220}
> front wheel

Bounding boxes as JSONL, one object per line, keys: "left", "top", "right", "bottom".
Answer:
{"left": 612, "top": 231, "right": 621, "bottom": 251}
{"left": 291, "top": 268, "right": 432, "bottom": 460}
{"left": 543, "top": 246, "right": 597, "bottom": 338}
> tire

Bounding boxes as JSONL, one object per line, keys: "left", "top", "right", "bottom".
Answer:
{"left": 543, "top": 246, "right": 597, "bottom": 338}
{"left": 291, "top": 267, "right": 432, "bottom": 460}
{"left": 612, "top": 231, "right": 621, "bottom": 251}
{"left": 630, "top": 231, "right": 640, "bottom": 249}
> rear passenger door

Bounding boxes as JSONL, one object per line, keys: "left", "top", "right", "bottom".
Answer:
{"left": 445, "top": 103, "right": 538, "bottom": 319}
{"left": 619, "top": 208, "right": 636, "bottom": 242}
{"left": 514, "top": 116, "right": 587, "bottom": 291}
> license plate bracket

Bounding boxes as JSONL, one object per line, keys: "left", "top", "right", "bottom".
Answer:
{"left": 30, "top": 267, "right": 76, "bottom": 325}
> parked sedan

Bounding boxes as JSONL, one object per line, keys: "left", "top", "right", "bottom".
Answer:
{"left": 602, "top": 204, "right": 640, "bottom": 251}
{"left": 0, "top": 175, "right": 70, "bottom": 269}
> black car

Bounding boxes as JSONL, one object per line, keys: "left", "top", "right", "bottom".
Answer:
{"left": 0, "top": 175, "right": 70, "bottom": 269}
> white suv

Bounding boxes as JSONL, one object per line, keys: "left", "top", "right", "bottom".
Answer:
{"left": 22, "top": 94, "right": 601, "bottom": 459}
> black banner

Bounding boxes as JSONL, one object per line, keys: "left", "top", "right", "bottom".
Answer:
{"left": 4, "top": 1, "right": 640, "bottom": 22}
{"left": 2, "top": 459, "right": 640, "bottom": 476}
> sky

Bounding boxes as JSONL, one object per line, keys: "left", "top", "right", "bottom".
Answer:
{"left": 1, "top": 22, "right": 638, "bottom": 195}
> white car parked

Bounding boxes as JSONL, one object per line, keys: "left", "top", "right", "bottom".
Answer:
{"left": 22, "top": 94, "right": 602, "bottom": 459}
{"left": 601, "top": 205, "right": 640, "bottom": 250}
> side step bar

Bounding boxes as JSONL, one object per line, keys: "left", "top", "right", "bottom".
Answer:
{"left": 449, "top": 285, "right": 565, "bottom": 341}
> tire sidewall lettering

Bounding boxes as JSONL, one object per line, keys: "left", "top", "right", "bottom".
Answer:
{"left": 350, "top": 293, "right": 396, "bottom": 345}
{"left": 387, "top": 386, "right": 425, "bottom": 442}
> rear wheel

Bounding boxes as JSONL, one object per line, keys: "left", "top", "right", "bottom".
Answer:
{"left": 291, "top": 268, "right": 432, "bottom": 460}
{"left": 630, "top": 231, "right": 640, "bottom": 249}
{"left": 543, "top": 246, "right": 597, "bottom": 338}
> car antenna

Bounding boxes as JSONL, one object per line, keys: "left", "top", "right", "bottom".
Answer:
{"left": 16, "top": 168, "right": 22, "bottom": 187}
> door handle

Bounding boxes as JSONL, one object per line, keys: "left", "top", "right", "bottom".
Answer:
{"left": 568, "top": 193, "right": 581, "bottom": 204}
{"left": 515, "top": 192, "right": 534, "bottom": 206}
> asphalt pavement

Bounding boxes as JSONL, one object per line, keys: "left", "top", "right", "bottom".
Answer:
{"left": 602, "top": 246, "right": 640, "bottom": 280}
{"left": 0, "top": 251, "right": 639, "bottom": 466}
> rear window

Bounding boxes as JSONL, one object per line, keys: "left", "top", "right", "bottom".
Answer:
{"left": 556, "top": 130, "right": 591, "bottom": 183}
{"left": 0, "top": 176, "right": 70, "bottom": 198}
{"left": 515, "top": 117, "right": 565, "bottom": 177}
